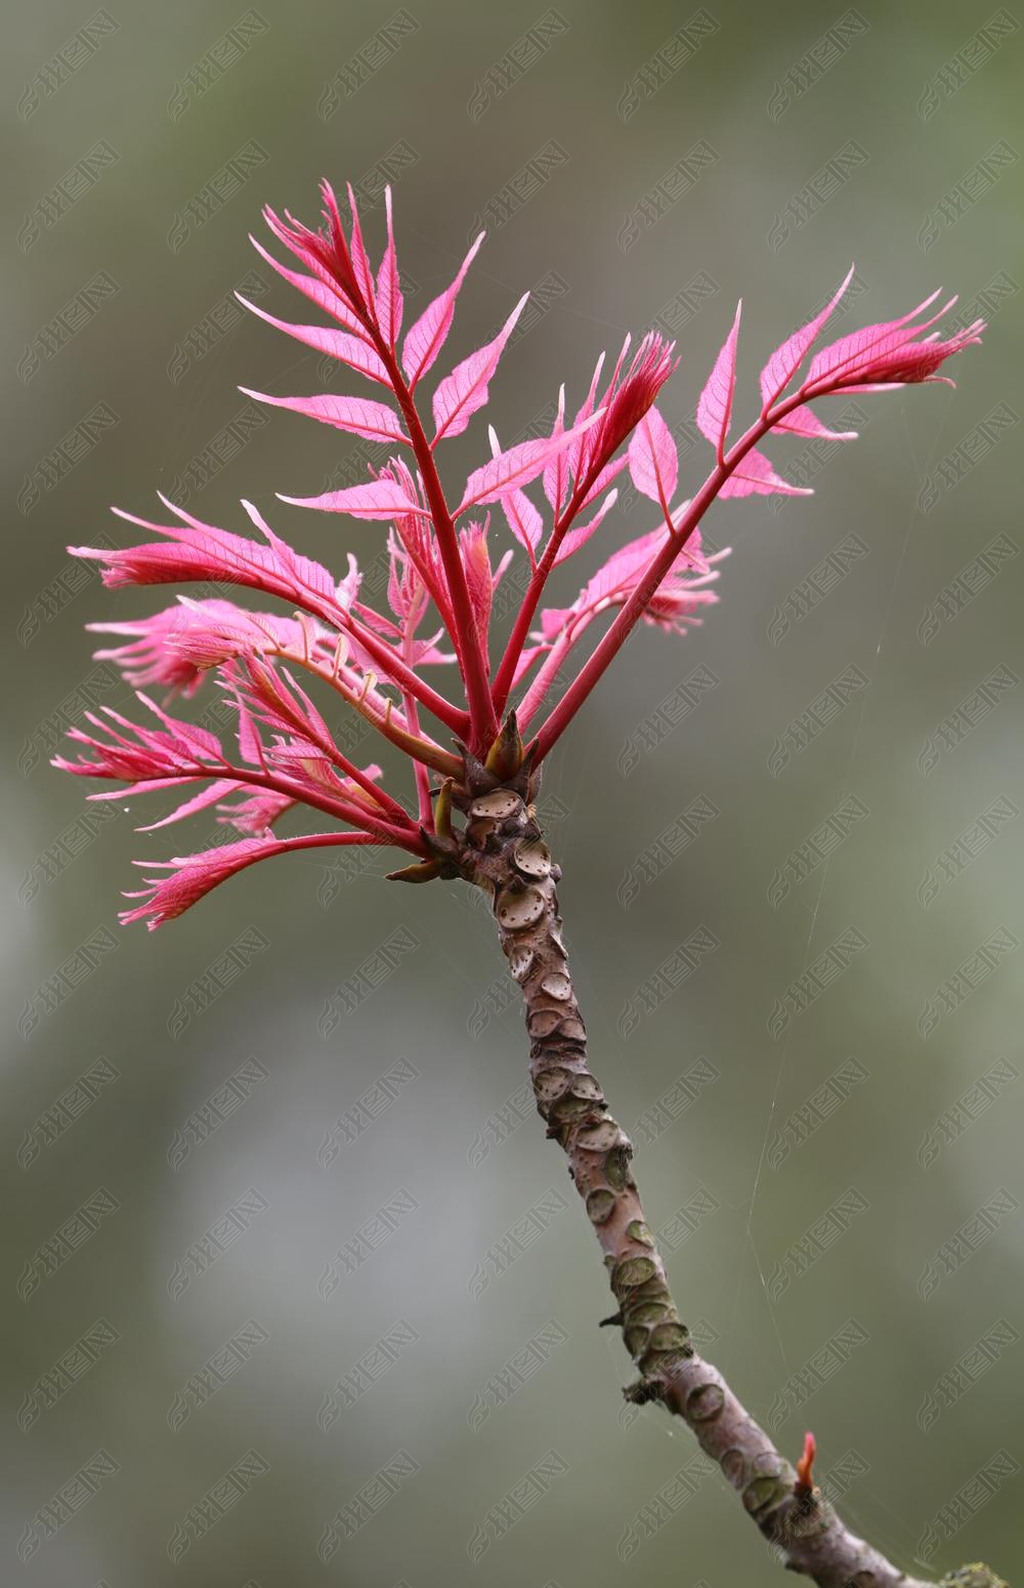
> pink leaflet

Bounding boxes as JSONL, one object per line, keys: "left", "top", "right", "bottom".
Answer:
{"left": 577, "top": 453, "right": 629, "bottom": 513}
{"left": 343, "top": 183, "right": 377, "bottom": 313}
{"left": 374, "top": 187, "right": 404, "bottom": 351}
{"left": 386, "top": 530, "right": 425, "bottom": 628}
{"left": 627, "top": 406, "right": 678, "bottom": 504}
{"left": 759, "top": 264, "right": 855, "bottom": 411}
{"left": 501, "top": 488, "right": 543, "bottom": 565}
{"left": 719, "top": 448, "right": 813, "bottom": 498}
{"left": 233, "top": 699, "right": 263, "bottom": 764}
{"left": 136, "top": 778, "right": 242, "bottom": 831}
{"left": 86, "top": 775, "right": 206, "bottom": 802}
{"left": 401, "top": 233, "right": 485, "bottom": 387}
{"left": 236, "top": 295, "right": 389, "bottom": 383}
{"left": 771, "top": 404, "right": 859, "bottom": 441}
{"left": 542, "top": 389, "right": 568, "bottom": 514}
{"left": 121, "top": 831, "right": 384, "bottom": 930}
{"left": 119, "top": 837, "right": 282, "bottom": 928}
{"left": 432, "top": 293, "right": 529, "bottom": 442}
{"left": 279, "top": 475, "right": 425, "bottom": 518}
{"left": 571, "top": 529, "right": 669, "bottom": 615}
{"left": 696, "top": 301, "right": 742, "bottom": 460}
{"left": 457, "top": 412, "right": 605, "bottom": 514}
{"left": 552, "top": 490, "right": 619, "bottom": 566}
{"left": 241, "top": 388, "right": 408, "bottom": 445}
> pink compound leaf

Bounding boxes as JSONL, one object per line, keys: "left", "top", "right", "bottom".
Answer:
{"left": 73, "top": 497, "right": 342, "bottom": 622}
{"left": 121, "top": 831, "right": 386, "bottom": 930}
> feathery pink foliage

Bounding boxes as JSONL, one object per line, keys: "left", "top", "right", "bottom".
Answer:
{"left": 57, "top": 177, "right": 984, "bottom": 925}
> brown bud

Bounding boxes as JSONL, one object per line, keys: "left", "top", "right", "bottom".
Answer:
{"left": 484, "top": 710, "right": 525, "bottom": 781}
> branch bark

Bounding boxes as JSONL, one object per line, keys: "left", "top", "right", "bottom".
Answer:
{"left": 456, "top": 780, "right": 1009, "bottom": 1588}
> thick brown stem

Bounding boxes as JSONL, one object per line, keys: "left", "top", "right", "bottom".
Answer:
{"left": 457, "top": 784, "right": 1009, "bottom": 1588}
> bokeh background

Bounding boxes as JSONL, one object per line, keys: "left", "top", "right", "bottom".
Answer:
{"left": 3, "top": 1, "right": 1023, "bottom": 1584}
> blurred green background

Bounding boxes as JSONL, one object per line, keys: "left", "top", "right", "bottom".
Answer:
{"left": 3, "top": 1, "right": 1023, "bottom": 1584}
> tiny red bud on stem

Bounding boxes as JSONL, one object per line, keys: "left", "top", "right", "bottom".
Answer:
{"left": 795, "top": 1430, "right": 817, "bottom": 1495}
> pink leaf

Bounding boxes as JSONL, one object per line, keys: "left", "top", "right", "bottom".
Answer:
{"left": 501, "top": 489, "right": 543, "bottom": 564}
{"left": 553, "top": 489, "right": 619, "bottom": 565}
{"left": 697, "top": 301, "right": 742, "bottom": 460}
{"left": 240, "top": 388, "right": 408, "bottom": 445}
{"left": 401, "top": 233, "right": 484, "bottom": 387}
{"left": 137, "top": 779, "right": 242, "bottom": 831}
{"left": 720, "top": 448, "right": 813, "bottom": 498}
{"left": 577, "top": 452, "right": 629, "bottom": 512}
{"left": 279, "top": 476, "right": 425, "bottom": 518}
{"left": 236, "top": 295, "right": 389, "bottom": 384}
{"left": 772, "top": 404, "right": 859, "bottom": 441}
{"left": 542, "top": 389, "right": 568, "bottom": 514}
{"left": 759, "top": 264, "right": 855, "bottom": 410}
{"left": 432, "top": 293, "right": 529, "bottom": 442}
{"left": 343, "top": 183, "right": 376, "bottom": 313}
{"left": 456, "top": 413, "right": 603, "bottom": 513}
{"left": 627, "top": 405, "right": 678, "bottom": 504}
{"left": 374, "top": 187, "right": 404, "bottom": 350}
